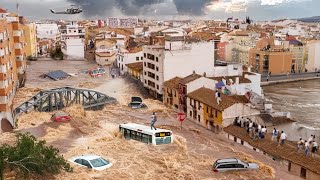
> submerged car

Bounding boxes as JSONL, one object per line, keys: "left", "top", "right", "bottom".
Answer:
{"left": 69, "top": 154, "right": 113, "bottom": 171}
{"left": 128, "top": 96, "right": 147, "bottom": 109}
{"left": 51, "top": 111, "right": 71, "bottom": 122}
{"left": 213, "top": 158, "right": 259, "bottom": 172}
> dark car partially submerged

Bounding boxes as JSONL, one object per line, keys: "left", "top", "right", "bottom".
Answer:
{"left": 128, "top": 97, "right": 147, "bottom": 109}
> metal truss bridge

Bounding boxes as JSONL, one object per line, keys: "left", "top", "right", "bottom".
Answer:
{"left": 11, "top": 87, "right": 117, "bottom": 128}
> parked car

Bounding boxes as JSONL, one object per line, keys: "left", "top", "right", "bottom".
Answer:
{"left": 69, "top": 154, "right": 113, "bottom": 170}
{"left": 128, "top": 96, "right": 147, "bottom": 109}
{"left": 213, "top": 158, "right": 259, "bottom": 172}
{"left": 51, "top": 111, "right": 71, "bottom": 122}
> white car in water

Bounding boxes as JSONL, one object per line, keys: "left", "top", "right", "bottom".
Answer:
{"left": 69, "top": 154, "right": 112, "bottom": 170}
{"left": 213, "top": 158, "right": 259, "bottom": 172}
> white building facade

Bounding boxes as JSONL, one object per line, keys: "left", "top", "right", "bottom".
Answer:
{"left": 142, "top": 41, "right": 215, "bottom": 98}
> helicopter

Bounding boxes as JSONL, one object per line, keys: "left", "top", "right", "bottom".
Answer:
{"left": 50, "top": 5, "right": 82, "bottom": 14}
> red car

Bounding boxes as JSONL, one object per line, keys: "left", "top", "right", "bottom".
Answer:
{"left": 51, "top": 111, "right": 71, "bottom": 122}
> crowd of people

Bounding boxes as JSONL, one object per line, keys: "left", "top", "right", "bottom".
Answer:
{"left": 297, "top": 135, "right": 318, "bottom": 158}
{"left": 233, "top": 117, "right": 288, "bottom": 144}
{"left": 233, "top": 116, "right": 319, "bottom": 159}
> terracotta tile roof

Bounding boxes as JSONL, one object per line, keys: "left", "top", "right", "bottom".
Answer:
{"left": 127, "top": 46, "right": 142, "bottom": 53}
{"left": 126, "top": 62, "right": 143, "bottom": 72}
{"left": 164, "top": 77, "right": 182, "bottom": 90}
{"left": 189, "top": 32, "right": 216, "bottom": 41}
{"left": 228, "top": 30, "right": 250, "bottom": 36}
{"left": 0, "top": 8, "right": 7, "bottom": 13}
{"left": 224, "top": 125, "right": 320, "bottom": 175}
{"left": 95, "top": 52, "right": 116, "bottom": 57}
{"left": 179, "top": 73, "right": 202, "bottom": 85}
{"left": 187, "top": 87, "right": 249, "bottom": 111}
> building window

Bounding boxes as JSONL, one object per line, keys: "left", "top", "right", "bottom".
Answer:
{"left": 190, "top": 111, "right": 192, "bottom": 117}
{"left": 156, "top": 85, "right": 159, "bottom": 89}
{"left": 156, "top": 57, "right": 158, "bottom": 62}
{"left": 145, "top": 80, "right": 147, "bottom": 84}
{"left": 190, "top": 99, "right": 192, "bottom": 105}
{"left": 144, "top": 53, "right": 146, "bottom": 58}
{"left": 206, "top": 107, "right": 208, "bottom": 113}
{"left": 141, "top": 57, "right": 143, "bottom": 60}
{"left": 174, "top": 90, "right": 176, "bottom": 97}
{"left": 156, "top": 67, "right": 159, "bottom": 71}
{"left": 198, "top": 101, "right": 201, "bottom": 110}
{"left": 144, "top": 71, "right": 146, "bottom": 75}
{"left": 215, "top": 110, "right": 218, "bottom": 118}
{"left": 136, "top": 57, "right": 139, "bottom": 61}
{"left": 198, "top": 115, "right": 200, "bottom": 122}
{"left": 144, "top": 62, "right": 146, "bottom": 66}
{"left": 156, "top": 76, "right": 159, "bottom": 80}
{"left": 147, "top": 53, "right": 155, "bottom": 60}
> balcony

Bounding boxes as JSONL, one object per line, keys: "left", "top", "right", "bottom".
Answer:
{"left": 13, "top": 30, "right": 22, "bottom": 37}
{"left": 14, "top": 43, "right": 23, "bottom": 49}
{"left": 16, "top": 55, "right": 24, "bottom": 61}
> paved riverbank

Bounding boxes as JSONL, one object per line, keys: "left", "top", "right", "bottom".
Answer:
{"left": 261, "top": 72, "right": 320, "bottom": 86}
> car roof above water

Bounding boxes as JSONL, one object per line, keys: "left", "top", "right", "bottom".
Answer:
{"left": 215, "top": 158, "right": 240, "bottom": 164}
{"left": 71, "top": 154, "right": 101, "bottom": 161}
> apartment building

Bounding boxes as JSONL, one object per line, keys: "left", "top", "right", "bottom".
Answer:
{"left": 142, "top": 41, "right": 215, "bottom": 99}
{"left": 305, "top": 40, "right": 320, "bottom": 72}
{"left": 7, "top": 15, "right": 27, "bottom": 88}
{"left": 249, "top": 37, "right": 292, "bottom": 75}
{"left": 23, "top": 22, "right": 37, "bottom": 57}
{"left": 0, "top": 15, "right": 19, "bottom": 132}
{"left": 288, "top": 39, "right": 307, "bottom": 73}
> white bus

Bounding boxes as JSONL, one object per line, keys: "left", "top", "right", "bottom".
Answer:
{"left": 119, "top": 123, "right": 173, "bottom": 145}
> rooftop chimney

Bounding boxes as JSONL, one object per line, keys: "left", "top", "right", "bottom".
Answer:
{"left": 203, "top": 72, "right": 206, "bottom": 77}
{"left": 192, "top": 70, "right": 195, "bottom": 75}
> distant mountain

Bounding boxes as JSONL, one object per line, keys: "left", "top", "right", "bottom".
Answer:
{"left": 296, "top": 16, "right": 320, "bottom": 23}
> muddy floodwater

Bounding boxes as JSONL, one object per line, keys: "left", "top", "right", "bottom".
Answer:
{"left": 1, "top": 59, "right": 300, "bottom": 179}
{"left": 263, "top": 79, "right": 320, "bottom": 128}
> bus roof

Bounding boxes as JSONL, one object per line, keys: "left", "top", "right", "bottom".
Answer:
{"left": 119, "top": 123, "right": 172, "bottom": 135}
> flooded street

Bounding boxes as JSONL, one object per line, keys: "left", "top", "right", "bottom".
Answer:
{"left": 1, "top": 59, "right": 300, "bottom": 179}
{"left": 263, "top": 79, "right": 320, "bottom": 128}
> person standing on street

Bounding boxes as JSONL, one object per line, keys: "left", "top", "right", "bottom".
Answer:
{"left": 151, "top": 112, "right": 157, "bottom": 130}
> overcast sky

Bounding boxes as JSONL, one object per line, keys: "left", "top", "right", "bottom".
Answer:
{"left": 0, "top": 0, "right": 319, "bottom": 21}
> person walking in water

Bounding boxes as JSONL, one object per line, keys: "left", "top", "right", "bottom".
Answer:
{"left": 151, "top": 112, "right": 157, "bottom": 130}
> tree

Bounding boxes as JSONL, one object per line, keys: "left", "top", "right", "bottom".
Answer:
{"left": 0, "top": 133, "right": 72, "bottom": 179}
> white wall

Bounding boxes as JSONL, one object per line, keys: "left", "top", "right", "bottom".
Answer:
{"left": 245, "top": 73, "right": 262, "bottom": 96}
{"left": 117, "top": 51, "right": 143, "bottom": 73}
{"left": 36, "top": 23, "right": 60, "bottom": 40}
{"left": 222, "top": 103, "right": 260, "bottom": 127}
{"left": 64, "top": 39, "right": 84, "bottom": 59}
{"left": 163, "top": 42, "right": 215, "bottom": 81}
{"left": 211, "top": 64, "right": 242, "bottom": 77}
{"left": 186, "top": 77, "right": 216, "bottom": 94}
{"left": 306, "top": 41, "right": 320, "bottom": 72}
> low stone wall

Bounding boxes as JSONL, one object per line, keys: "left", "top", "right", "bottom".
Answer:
{"left": 262, "top": 77, "right": 320, "bottom": 86}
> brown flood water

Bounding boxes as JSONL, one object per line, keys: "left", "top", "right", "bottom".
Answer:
{"left": 0, "top": 59, "right": 300, "bottom": 180}
{"left": 263, "top": 79, "right": 320, "bottom": 128}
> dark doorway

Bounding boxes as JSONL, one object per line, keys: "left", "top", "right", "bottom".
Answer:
{"left": 1, "top": 119, "right": 13, "bottom": 133}
{"left": 300, "top": 167, "right": 306, "bottom": 179}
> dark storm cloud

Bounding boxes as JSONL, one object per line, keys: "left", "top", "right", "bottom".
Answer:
{"left": 173, "top": 0, "right": 212, "bottom": 15}
{"left": 67, "top": 0, "right": 212, "bottom": 17}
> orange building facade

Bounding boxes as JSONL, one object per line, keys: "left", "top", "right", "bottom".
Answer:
{"left": 0, "top": 10, "right": 27, "bottom": 131}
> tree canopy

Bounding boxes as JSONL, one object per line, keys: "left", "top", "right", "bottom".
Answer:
{"left": 0, "top": 133, "right": 72, "bottom": 179}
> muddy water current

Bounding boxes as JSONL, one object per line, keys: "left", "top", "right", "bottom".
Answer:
{"left": 263, "top": 79, "right": 320, "bottom": 128}
{"left": 0, "top": 59, "right": 298, "bottom": 179}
